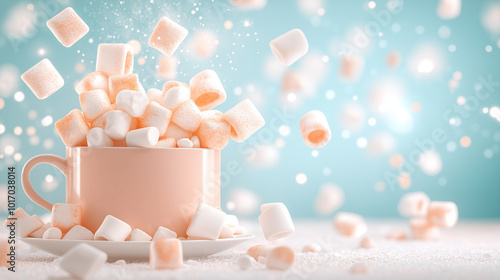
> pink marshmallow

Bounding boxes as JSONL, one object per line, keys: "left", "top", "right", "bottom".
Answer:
{"left": 76, "top": 71, "right": 109, "bottom": 95}
{"left": 427, "top": 201, "right": 458, "bottom": 228}
{"left": 299, "top": 110, "right": 331, "bottom": 148}
{"left": 141, "top": 101, "right": 172, "bottom": 136}
{"left": 189, "top": 69, "right": 227, "bottom": 111}
{"left": 79, "top": 89, "right": 112, "bottom": 122}
{"left": 46, "top": 7, "right": 89, "bottom": 47}
{"left": 269, "top": 29, "right": 308, "bottom": 66}
{"left": 96, "top": 43, "right": 134, "bottom": 77}
{"left": 21, "top": 58, "right": 64, "bottom": 99}
{"left": 150, "top": 238, "right": 183, "bottom": 270}
{"left": 109, "top": 74, "right": 141, "bottom": 103}
{"left": 149, "top": 17, "right": 188, "bottom": 57}
{"left": 51, "top": 203, "right": 82, "bottom": 233}
{"left": 155, "top": 137, "right": 177, "bottom": 148}
{"left": 223, "top": 99, "right": 265, "bottom": 142}
{"left": 171, "top": 100, "right": 202, "bottom": 132}
{"left": 266, "top": 246, "right": 295, "bottom": 270}
{"left": 55, "top": 109, "right": 90, "bottom": 147}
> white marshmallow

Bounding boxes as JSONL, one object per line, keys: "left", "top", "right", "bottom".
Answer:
{"left": 153, "top": 226, "right": 177, "bottom": 240}
{"left": 237, "top": 255, "right": 255, "bottom": 270}
{"left": 177, "top": 138, "right": 193, "bottom": 148}
{"left": 163, "top": 86, "right": 191, "bottom": 111}
{"left": 59, "top": 243, "right": 107, "bottom": 279}
{"left": 258, "top": 256, "right": 267, "bottom": 265}
{"left": 186, "top": 203, "right": 226, "bottom": 240}
{"left": 87, "top": 127, "right": 114, "bottom": 147}
{"left": 63, "top": 225, "right": 94, "bottom": 240}
{"left": 116, "top": 90, "right": 149, "bottom": 118}
{"left": 3, "top": 208, "right": 44, "bottom": 237}
{"left": 233, "top": 225, "right": 247, "bottom": 235}
{"left": 300, "top": 110, "right": 331, "bottom": 148}
{"left": 218, "top": 225, "right": 235, "bottom": 239}
{"left": 146, "top": 88, "right": 163, "bottom": 104}
{"left": 129, "top": 229, "right": 152, "bottom": 241}
{"left": 29, "top": 222, "right": 51, "bottom": 238}
{"left": 333, "top": 212, "right": 367, "bottom": 237}
{"left": 269, "top": 29, "right": 308, "bottom": 66}
{"left": 104, "top": 110, "right": 132, "bottom": 140}
{"left": 427, "top": 201, "right": 459, "bottom": 228}
{"left": 224, "top": 214, "right": 239, "bottom": 228}
{"left": 398, "top": 192, "right": 431, "bottom": 218}
{"left": 141, "top": 101, "right": 172, "bottom": 136}
{"left": 43, "top": 227, "right": 63, "bottom": 239}
{"left": 150, "top": 238, "right": 183, "bottom": 270}
{"left": 164, "top": 123, "right": 192, "bottom": 141}
{"left": 96, "top": 43, "right": 134, "bottom": 76}
{"left": 94, "top": 215, "right": 132, "bottom": 241}
{"left": 191, "top": 136, "right": 200, "bottom": 148}
{"left": 258, "top": 202, "right": 295, "bottom": 241}
{"left": 126, "top": 127, "right": 160, "bottom": 148}
{"left": 51, "top": 203, "right": 82, "bottom": 234}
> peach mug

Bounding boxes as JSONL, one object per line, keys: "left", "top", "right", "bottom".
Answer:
{"left": 22, "top": 147, "right": 220, "bottom": 237}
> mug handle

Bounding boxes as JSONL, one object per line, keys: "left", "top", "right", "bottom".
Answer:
{"left": 22, "top": 154, "right": 67, "bottom": 211}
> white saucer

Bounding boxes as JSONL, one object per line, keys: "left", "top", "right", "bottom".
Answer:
{"left": 20, "top": 234, "right": 254, "bottom": 262}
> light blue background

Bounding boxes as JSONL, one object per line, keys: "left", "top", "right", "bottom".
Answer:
{"left": 1, "top": 0, "right": 499, "bottom": 220}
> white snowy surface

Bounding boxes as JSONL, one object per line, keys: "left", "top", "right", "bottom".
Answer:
{"left": 1, "top": 220, "right": 499, "bottom": 279}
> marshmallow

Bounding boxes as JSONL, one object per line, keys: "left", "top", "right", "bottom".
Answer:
{"left": 231, "top": 0, "right": 267, "bottom": 10}
{"left": 141, "top": 101, "right": 172, "bottom": 136}
{"left": 398, "top": 192, "right": 431, "bottom": 218}
{"left": 237, "top": 255, "right": 255, "bottom": 270}
{"left": 197, "top": 119, "right": 231, "bottom": 150}
{"left": 258, "top": 256, "right": 267, "bottom": 265}
{"left": 21, "top": 58, "right": 64, "bottom": 99}
{"left": 233, "top": 225, "right": 247, "bottom": 235}
{"left": 126, "top": 127, "right": 160, "bottom": 148}
{"left": 59, "top": 243, "right": 107, "bottom": 279}
{"left": 258, "top": 202, "right": 295, "bottom": 241}
{"left": 171, "top": 99, "right": 202, "bottom": 132}
{"left": 0, "top": 237, "right": 8, "bottom": 267}
{"left": 116, "top": 89, "right": 149, "bottom": 117}
{"left": 109, "top": 74, "right": 141, "bottom": 104}
{"left": 47, "top": 7, "right": 89, "bottom": 47}
{"left": 4, "top": 208, "right": 44, "bottom": 237}
{"left": 360, "top": 237, "right": 376, "bottom": 249}
{"left": 302, "top": 243, "right": 321, "bottom": 253}
{"left": 87, "top": 127, "right": 114, "bottom": 147}
{"left": 164, "top": 123, "right": 192, "bottom": 141}
{"left": 29, "top": 222, "right": 51, "bottom": 238}
{"left": 163, "top": 85, "right": 191, "bottom": 111}
{"left": 155, "top": 137, "right": 177, "bottom": 148}
{"left": 150, "top": 238, "right": 183, "bottom": 270}
{"left": 219, "top": 225, "right": 235, "bottom": 239}
{"left": 51, "top": 203, "right": 82, "bottom": 233}
{"left": 79, "top": 89, "right": 112, "bottom": 122}
{"left": 76, "top": 71, "right": 109, "bottom": 94}
{"left": 333, "top": 212, "right": 367, "bottom": 237}
{"left": 191, "top": 136, "right": 200, "bottom": 148}
{"left": 105, "top": 110, "right": 132, "bottom": 140}
{"left": 146, "top": 88, "right": 163, "bottom": 104}
{"left": 386, "top": 229, "right": 407, "bottom": 240}
{"left": 223, "top": 99, "right": 265, "bottom": 142}
{"left": 201, "top": 110, "right": 223, "bottom": 121}
{"left": 162, "top": 80, "right": 189, "bottom": 95}
{"left": 157, "top": 56, "right": 178, "bottom": 79}
{"left": 299, "top": 110, "right": 331, "bottom": 148}
{"left": 92, "top": 111, "right": 108, "bottom": 129}
{"left": 152, "top": 226, "right": 177, "bottom": 240}
{"left": 340, "top": 54, "right": 365, "bottom": 82}
{"left": 427, "top": 201, "right": 458, "bottom": 228}
{"left": 266, "top": 246, "right": 295, "bottom": 270}
{"left": 186, "top": 203, "right": 226, "bottom": 240}
{"left": 63, "top": 225, "right": 94, "bottom": 240}
{"left": 177, "top": 138, "right": 194, "bottom": 148}
{"left": 189, "top": 69, "right": 227, "bottom": 110}
{"left": 55, "top": 109, "right": 91, "bottom": 147}
{"left": 437, "top": 0, "right": 461, "bottom": 20}
{"left": 96, "top": 43, "right": 134, "bottom": 77}
{"left": 410, "top": 218, "right": 440, "bottom": 240}
{"left": 224, "top": 214, "right": 239, "bottom": 228}
{"left": 43, "top": 227, "right": 63, "bottom": 239}
{"left": 269, "top": 29, "right": 308, "bottom": 66}
{"left": 247, "top": 244, "right": 272, "bottom": 261}
{"left": 149, "top": 16, "right": 188, "bottom": 57}
{"left": 315, "top": 183, "right": 344, "bottom": 215}
{"left": 386, "top": 51, "right": 401, "bottom": 69}
{"left": 129, "top": 229, "right": 152, "bottom": 241}
{"left": 350, "top": 263, "right": 367, "bottom": 275}
{"left": 94, "top": 215, "right": 132, "bottom": 241}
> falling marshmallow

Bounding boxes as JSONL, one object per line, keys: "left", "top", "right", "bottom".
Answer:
{"left": 149, "top": 16, "right": 188, "bottom": 57}
{"left": 315, "top": 183, "right": 345, "bottom": 215}
{"left": 300, "top": 110, "right": 331, "bottom": 148}
{"left": 46, "top": 7, "right": 89, "bottom": 47}
{"left": 437, "top": 0, "right": 461, "bottom": 20}
{"left": 59, "top": 243, "right": 107, "bottom": 279}
{"left": 21, "top": 58, "right": 64, "bottom": 100}
{"left": 270, "top": 29, "right": 308, "bottom": 66}
{"left": 95, "top": 43, "right": 134, "bottom": 77}
{"left": 258, "top": 202, "right": 295, "bottom": 241}
{"left": 398, "top": 192, "right": 431, "bottom": 218}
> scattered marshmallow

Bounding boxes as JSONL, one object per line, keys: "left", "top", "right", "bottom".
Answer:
{"left": 129, "top": 229, "right": 152, "bottom": 241}
{"left": 340, "top": 53, "right": 365, "bottom": 82}
{"left": 63, "top": 225, "right": 94, "bottom": 240}
{"left": 171, "top": 100, "right": 202, "bottom": 132}
{"left": 104, "top": 110, "right": 133, "bottom": 140}
{"left": 266, "top": 246, "right": 295, "bottom": 270}
{"left": 333, "top": 212, "right": 367, "bottom": 237}
{"left": 4, "top": 208, "right": 44, "bottom": 237}
{"left": 315, "top": 183, "right": 344, "bottom": 215}
{"left": 186, "top": 203, "right": 226, "bottom": 240}
{"left": 79, "top": 89, "right": 112, "bottom": 122}
{"left": 196, "top": 118, "right": 231, "bottom": 150}
{"left": 155, "top": 137, "right": 177, "bottom": 148}
{"left": 149, "top": 16, "right": 188, "bottom": 56}
{"left": 386, "top": 229, "right": 407, "bottom": 241}
{"left": 219, "top": 225, "right": 235, "bottom": 239}
{"left": 398, "top": 192, "right": 431, "bottom": 218}
{"left": 258, "top": 202, "right": 295, "bottom": 241}
{"left": 96, "top": 43, "right": 134, "bottom": 77}
{"left": 237, "top": 255, "right": 255, "bottom": 270}
{"left": 269, "top": 29, "right": 308, "bottom": 66}
{"left": 51, "top": 203, "right": 82, "bottom": 233}
{"left": 189, "top": 69, "right": 227, "bottom": 110}
{"left": 55, "top": 109, "right": 90, "bottom": 147}
{"left": 146, "top": 88, "right": 163, "bottom": 104}
{"left": 247, "top": 244, "right": 272, "bottom": 261}
{"left": 21, "top": 58, "right": 64, "bottom": 99}
{"left": 300, "top": 110, "right": 331, "bottom": 148}
{"left": 126, "top": 127, "right": 160, "bottom": 148}
{"left": 360, "top": 237, "right": 377, "bottom": 249}
{"left": 59, "top": 243, "right": 107, "bottom": 279}
{"left": 142, "top": 101, "right": 172, "bottom": 136}
{"left": 437, "top": 0, "right": 461, "bottom": 19}
{"left": 223, "top": 99, "right": 265, "bottom": 142}
{"left": 302, "top": 243, "right": 321, "bottom": 253}
{"left": 87, "top": 127, "right": 114, "bottom": 147}
{"left": 233, "top": 225, "right": 247, "bottom": 236}
{"left": 76, "top": 71, "right": 109, "bottom": 94}
{"left": 157, "top": 56, "right": 178, "bottom": 79}
{"left": 150, "top": 238, "right": 183, "bottom": 269}
{"left": 164, "top": 123, "right": 192, "bottom": 141}
{"left": 163, "top": 85, "right": 191, "bottom": 111}
{"left": 43, "top": 227, "right": 63, "bottom": 239}
{"left": 258, "top": 256, "right": 267, "bottom": 265}
{"left": 29, "top": 222, "right": 51, "bottom": 238}
{"left": 427, "top": 201, "right": 459, "bottom": 228}
{"left": 153, "top": 226, "right": 177, "bottom": 240}
{"left": 47, "top": 7, "right": 89, "bottom": 47}
{"left": 109, "top": 74, "right": 141, "bottom": 103}
{"left": 177, "top": 138, "right": 194, "bottom": 148}
{"left": 94, "top": 215, "right": 132, "bottom": 241}
{"left": 410, "top": 218, "right": 440, "bottom": 240}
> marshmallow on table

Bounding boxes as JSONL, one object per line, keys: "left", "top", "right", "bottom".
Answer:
{"left": 21, "top": 58, "right": 64, "bottom": 99}
{"left": 94, "top": 215, "right": 132, "bottom": 241}
{"left": 150, "top": 238, "right": 183, "bottom": 270}
{"left": 129, "top": 229, "right": 152, "bottom": 241}
{"left": 153, "top": 226, "right": 177, "bottom": 240}
{"left": 126, "top": 127, "right": 160, "bottom": 148}
{"left": 269, "top": 29, "right": 308, "bottom": 66}
{"left": 258, "top": 202, "right": 295, "bottom": 241}
{"left": 43, "top": 227, "right": 63, "bottom": 239}
{"left": 104, "top": 110, "right": 132, "bottom": 140}
{"left": 386, "top": 229, "right": 407, "bottom": 241}
{"left": 164, "top": 123, "right": 192, "bottom": 141}
{"left": 218, "top": 225, "right": 235, "bottom": 239}
{"left": 51, "top": 203, "right": 82, "bottom": 233}
{"left": 360, "top": 237, "right": 376, "bottom": 249}
{"left": 0, "top": 237, "right": 8, "bottom": 267}
{"left": 266, "top": 246, "right": 295, "bottom": 271}
{"left": 189, "top": 69, "right": 227, "bottom": 110}
{"left": 149, "top": 16, "right": 188, "bottom": 57}
{"left": 63, "top": 225, "right": 94, "bottom": 240}
{"left": 47, "top": 7, "right": 89, "bottom": 47}
{"left": 157, "top": 56, "right": 178, "bottom": 79}
{"left": 3, "top": 208, "right": 44, "bottom": 237}
{"left": 410, "top": 218, "right": 440, "bottom": 240}
{"left": 76, "top": 71, "right": 109, "bottom": 95}
{"left": 29, "top": 222, "right": 51, "bottom": 238}
{"left": 59, "top": 243, "right": 107, "bottom": 279}
{"left": 398, "top": 192, "right": 430, "bottom": 218}
{"left": 224, "top": 214, "right": 239, "bottom": 228}
{"left": 437, "top": 0, "right": 461, "bottom": 20}
{"left": 237, "top": 255, "right": 255, "bottom": 270}
{"left": 171, "top": 99, "right": 202, "bottom": 132}
{"left": 109, "top": 74, "right": 141, "bottom": 103}
{"left": 155, "top": 137, "right": 177, "bottom": 148}
{"left": 223, "top": 99, "right": 265, "bottom": 143}
{"left": 333, "top": 212, "right": 367, "bottom": 237}
{"left": 177, "top": 138, "right": 194, "bottom": 148}
{"left": 302, "top": 243, "right": 321, "bottom": 253}
{"left": 79, "top": 89, "right": 112, "bottom": 122}
{"left": 116, "top": 89, "right": 149, "bottom": 117}
{"left": 141, "top": 101, "right": 172, "bottom": 136}
{"left": 186, "top": 203, "right": 226, "bottom": 240}
{"left": 163, "top": 85, "right": 191, "bottom": 111}
{"left": 55, "top": 109, "right": 90, "bottom": 147}
{"left": 87, "top": 127, "right": 114, "bottom": 147}
{"left": 191, "top": 136, "right": 200, "bottom": 148}
{"left": 146, "top": 88, "right": 163, "bottom": 104}
{"left": 427, "top": 201, "right": 458, "bottom": 228}
{"left": 247, "top": 244, "right": 272, "bottom": 261}
{"left": 96, "top": 43, "right": 134, "bottom": 77}
{"left": 299, "top": 110, "right": 331, "bottom": 148}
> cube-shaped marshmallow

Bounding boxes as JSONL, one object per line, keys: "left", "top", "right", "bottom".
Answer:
{"left": 189, "top": 70, "right": 227, "bottom": 111}
{"left": 163, "top": 85, "right": 191, "bottom": 111}
{"left": 109, "top": 74, "right": 141, "bottom": 103}
{"left": 223, "top": 99, "right": 265, "bottom": 142}
{"left": 55, "top": 109, "right": 90, "bottom": 147}
{"left": 164, "top": 123, "right": 191, "bottom": 141}
{"left": 96, "top": 43, "right": 134, "bottom": 77}
{"left": 59, "top": 244, "right": 107, "bottom": 279}
{"left": 47, "top": 7, "right": 89, "bottom": 47}
{"left": 148, "top": 17, "right": 188, "bottom": 57}
{"left": 150, "top": 238, "right": 183, "bottom": 270}
{"left": 76, "top": 71, "right": 109, "bottom": 95}
{"left": 186, "top": 203, "right": 226, "bottom": 240}
{"left": 21, "top": 58, "right": 64, "bottom": 99}
{"left": 197, "top": 119, "right": 231, "bottom": 150}
{"left": 141, "top": 101, "right": 172, "bottom": 136}
{"left": 94, "top": 215, "right": 132, "bottom": 241}
{"left": 51, "top": 203, "right": 82, "bottom": 233}
{"left": 171, "top": 100, "right": 201, "bottom": 132}
{"left": 157, "top": 56, "right": 178, "bottom": 79}
{"left": 146, "top": 88, "right": 163, "bottom": 104}
{"left": 79, "top": 89, "right": 112, "bottom": 122}
{"left": 427, "top": 201, "right": 458, "bottom": 228}
{"left": 3, "top": 208, "right": 44, "bottom": 237}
